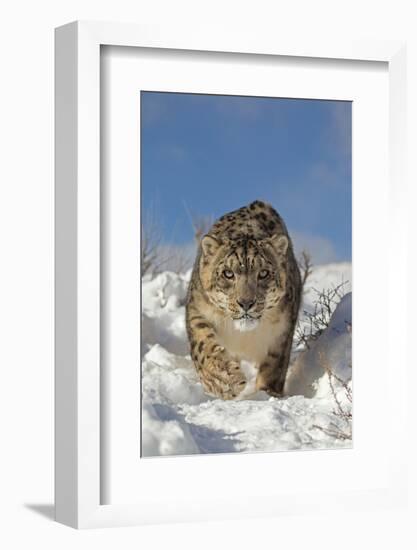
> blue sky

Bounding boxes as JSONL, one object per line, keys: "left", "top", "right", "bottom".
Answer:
{"left": 141, "top": 91, "right": 351, "bottom": 264}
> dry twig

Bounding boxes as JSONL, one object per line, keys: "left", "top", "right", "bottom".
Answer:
{"left": 183, "top": 201, "right": 213, "bottom": 245}
{"left": 298, "top": 250, "right": 313, "bottom": 290}
{"left": 295, "top": 281, "right": 349, "bottom": 350}
{"left": 313, "top": 352, "right": 352, "bottom": 440}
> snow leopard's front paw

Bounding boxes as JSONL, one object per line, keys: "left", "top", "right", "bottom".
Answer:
{"left": 234, "top": 360, "right": 259, "bottom": 400}
{"left": 201, "top": 356, "right": 246, "bottom": 400}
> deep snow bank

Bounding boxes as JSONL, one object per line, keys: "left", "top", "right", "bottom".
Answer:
{"left": 285, "top": 292, "right": 352, "bottom": 398}
{"left": 142, "top": 271, "right": 190, "bottom": 356}
{"left": 141, "top": 263, "right": 352, "bottom": 457}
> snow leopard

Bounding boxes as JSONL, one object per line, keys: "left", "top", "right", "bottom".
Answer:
{"left": 185, "top": 200, "right": 301, "bottom": 400}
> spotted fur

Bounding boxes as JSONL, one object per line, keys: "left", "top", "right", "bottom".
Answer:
{"left": 186, "top": 200, "right": 301, "bottom": 400}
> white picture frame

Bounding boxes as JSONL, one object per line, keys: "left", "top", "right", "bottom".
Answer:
{"left": 55, "top": 21, "right": 407, "bottom": 529}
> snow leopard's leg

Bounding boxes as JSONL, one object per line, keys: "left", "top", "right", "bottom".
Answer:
{"left": 256, "top": 334, "right": 293, "bottom": 396}
{"left": 187, "top": 315, "right": 246, "bottom": 400}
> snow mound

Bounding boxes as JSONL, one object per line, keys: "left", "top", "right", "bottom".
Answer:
{"left": 285, "top": 293, "right": 352, "bottom": 398}
{"left": 141, "top": 263, "right": 352, "bottom": 457}
{"left": 142, "top": 271, "right": 191, "bottom": 356}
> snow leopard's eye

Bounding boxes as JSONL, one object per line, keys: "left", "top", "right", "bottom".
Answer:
{"left": 259, "top": 269, "right": 270, "bottom": 280}
{"left": 223, "top": 269, "right": 235, "bottom": 279}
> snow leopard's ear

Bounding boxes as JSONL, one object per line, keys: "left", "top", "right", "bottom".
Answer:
{"left": 201, "top": 234, "right": 221, "bottom": 257}
{"left": 262, "top": 233, "right": 288, "bottom": 256}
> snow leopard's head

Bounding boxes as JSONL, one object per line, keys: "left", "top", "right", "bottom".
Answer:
{"left": 198, "top": 233, "right": 289, "bottom": 330}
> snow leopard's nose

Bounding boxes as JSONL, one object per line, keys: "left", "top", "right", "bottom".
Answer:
{"left": 237, "top": 298, "right": 255, "bottom": 312}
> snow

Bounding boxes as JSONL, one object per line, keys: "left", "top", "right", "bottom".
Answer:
{"left": 302, "top": 261, "right": 351, "bottom": 310}
{"left": 142, "top": 271, "right": 190, "bottom": 356}
{"left": 141, "top": 263, "right": 352, "bottom": 457}
{"left": 285, "top": 292, "right": 352, "bottom": 398}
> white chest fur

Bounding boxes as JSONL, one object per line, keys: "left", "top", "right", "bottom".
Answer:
{"left": 215, "top": 313, "right": 289, "bottom": 365}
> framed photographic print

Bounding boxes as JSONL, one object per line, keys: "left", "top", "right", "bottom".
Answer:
{"left": 138, "top": 91, "right": 354, "bottom": 459}
{"left": 55, "top": 21, "right": 408, "bottom": 528}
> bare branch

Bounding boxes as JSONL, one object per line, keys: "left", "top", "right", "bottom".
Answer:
{"left": 294, "top": 281, "right": 349, "bottom": 350}
{"left": 158, "top": 247, "right": 194, "bottom": 275}
{"left": 298, "top": 249, "right": 313, "bottom": 290}
{"left": 182, "top": 201, "right": 213, "bottom": 245}
{"left": 141, "top": 216, "right": 162, "bottom": 277}
{"left": 312, "top": 422, "right": 352, "bottom": 441}
{"left": 314, "top": 351, "right": 352, "bottom": 440}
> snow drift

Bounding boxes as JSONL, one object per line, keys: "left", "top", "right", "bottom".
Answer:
{"left": 141, "top": 263, "right": 352, "bottom": 457}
